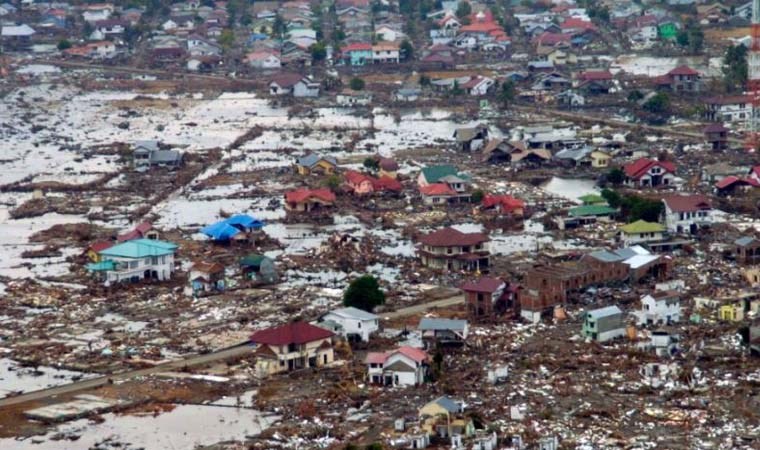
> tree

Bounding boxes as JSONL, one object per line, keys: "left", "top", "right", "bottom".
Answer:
{"left": 273, "top": 14, "right": 285, "bottom": 37}
{"left": 324, "top": 174, "right": 341, "bottom": 190}
{"left": 57, "top": 39, "right": 72, "bottom": 50}
{"left": 676, "top": 29, "right": 689, "bottom": 48}
{"left": 400, "top": 39, "right": 413, "bottom": 61}
{"left": 627, "top": 90, "right": 644, "bottom": 103}
{"left": 365, "top": 444, "right": 384, "bottom": 450}
{"left": 349, "top": 77, "right": 365, "bottom": 91}
{"left": 643, "top": 93, "right": 670, "bottom": 115}
{"left": 688, "top": 25, "right": 704, "bottom": 54}
{"left": 601, "top": 188, "right": 622, "bottom": 208}
{"left": 451, "top": 80, "right": 464, "bottom": 96}
{"left": 499, "top": 80, "right": 515, "bottom": 106}
{"left": 606, "top": 168, "right": 625, "bottom": 185}
{"left": 723, "top": 44, "right": 748, "bottom": 92}
{"left": 219, "top": 29, "right": 235, "bottom": 49}
{"left": 419, "top": 75, "right": 431, "bottom": 87}
{"left": 456, "top": 1, "right": 472, "bottom": 18}
{"left": 471, "top": 190, "right": 484, "bottom": 203}
{"left": 363, "top": 157, "right": 379, "bottom": 172}
{"left": 343, "top": 275, "right": 385, "bottom": 312}
{"left": 310, "top": 42, "right": 327, "bottom": 61}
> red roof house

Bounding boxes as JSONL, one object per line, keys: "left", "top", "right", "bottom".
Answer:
{"left": 284, "top": 188, "right": 336, "bottom": 212}
{"left": 623, "top": 158, "right": 676, "bottom": 188}
{"left": 250, "top": 322, "right": 335, "bottom": 375}
{"left": 481, "top": 194, "right": 525, "bottom": 217}
{"left": 460, "top": 276, "right": 519, "bottom": 320}
{"left": 418, "top": 227, "right": 490, "bottom": 271}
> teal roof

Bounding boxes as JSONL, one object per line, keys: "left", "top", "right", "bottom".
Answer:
{"left": 86, "top": 260, "right": 115, "bottom": 271}
{"left": 568, "top": 205, "right": 618, "bottom": 218}
{"left": 98, "top": 238, "right": 177, "bottom": 259}
{"left": 240, "top": 254, "right": 268, "bottom": 267}
{"left": 421, "top": 165, "right": 459, "bottom": 183}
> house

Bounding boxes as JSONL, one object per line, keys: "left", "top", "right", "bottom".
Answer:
{"left": 704, "top": 123, "right": 729, "bottom": 151}
{"left": 623, "top": 158, "right": 676, "bottom": 188}
{"left": 344, "top": 170, "right": 375, "bottom": 195}
{"left": 590, "top": 150, "right": 612, "bottom": 168}
{"left": 453, "top": 126, "right": 489, "bottom": 152}
{"left": 189, "top": 261, "right": 225, "bottom": 295}
{"left": 342, "top": 42, "right": 373, "bottom": 66}
{"left": 86, "top": 239, "right": 177, "bottom": 284}
{"left": 284, "top": 188, "right": 336, "bottom": 212}
{"left": 417, "top": 165, "right": 469, "bottom": 193}
{"left": 661, "top": 194, "right": 715, "bottom": 234}
{"left": 582, "top": 306, "right": 626, "bottom": 342}
{"left": 481, "top": 194, "right": 525, "bottom": 218}
{"left": 240, "top": 254, "right": 277, "bottom": 284}
{"left": 249, "top": 322, "right": 335, "bottom": 376}
{"left": 636, "top": 291, "right": 681, "bottom": 326}
{"left": 269, "top": 73, "right": 319, "bottom": 97}
{"left": 719, "top": 304, "right": 744, "bottom": 321}
{"left": 1, "top": 24, "right": 35, "bottom": 48}
{"left": 64, "top": 41, "right": 118, "bottom": 59}
{"left": 82, "top": 5, "right": 113, "bottom": 22}
{"left": 419, "top": 397, "right": 474, "bottom": 439}
{"left": 245, "top": 50, "right": 281, "bottom": 69}
{"left": 461, "top": 76, "right": 495, "bottom": 96}
{"left": 701, "top": 162, "right": 749, "bottom": 184}
{"left": 557, "top": 204, "right": 618, "bottom": 230}
{"left": 418, "top": 318, "right": 468, "bottom": 348}
{"left": 461, "top": 276, "right": 519, "bottom": 320}
{"left": 374, "top": 24, "right": 402, "bottom": 42}
{"left": 655, "top": 66, "right": 701, "bottom": 93}
{"left": 365, "top": 346, "right": 428, "bottom": 387}
{"left": 117, "top": 221, "right": 158, "bottom": 242}
{"left": 395, "top": 87, "right": 422, "bottom": 102}
{"left": 619, "top": 220, "right": 667, "bottom": 246}
{"left": 417, "top": 227, "right": 489, "bottom": 271}
{"left": 378, "top": 157, "right": 399, "bottom": 178}
{"left": 372, "top": 42, "right": 400, "bottom": 63}
{"left": 703, "top": 95, "right": 752, "bottom": 124}
{"left": 85, "top": 241, "right": 113, "bottom": 262}
{"left": 132, "top": 140, "right": 182, "bottom": 171}
{"left": 295, "top": 154, "right": 337, "bottom": 175}
{"left": 318, "top": 307, "right": 379, "bottom": 342}
{"left": 94, "top": 19, "right": 127, "bottom": 35}
{"left": 697, "top": 3, "right": 728, "bottom": 25}
{"left": 553, "top": 146, "right": 594, "bottom": 167}
{"left": 336, "top": 89, "right": 372, "bottom": 106}
{"left": 734, "top": 236, "right": 760, "bottom": 265}
{"left": 420, "top": 183, "right": 458, "bottom": 205}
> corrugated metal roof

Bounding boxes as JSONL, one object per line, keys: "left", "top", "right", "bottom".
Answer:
{"left": 98, "top": 239, "right": 177, "bottom": 259}
{"left": 327, "top": 307, "right": 378, "bottom": 321}
{"left": 586, "top": 305, "right": 622, "bottom": 319}
{"left": 418, "top": 318, "right": 467, "bottom": 331}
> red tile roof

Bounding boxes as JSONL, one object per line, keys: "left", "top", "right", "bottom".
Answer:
{"left": 420, "top": 183, "right": 456, "bottom": 196}
{"left": 703, "top": 123, "right": 728, "bottom": 133}
{"left": 250, "top": 322, "right": 334, "bottom": 346}
{"left": 364, "top": 346, "right": 428, "bottom": 364}
{"left": 667, "top": 65, "right": 699, "bottom": 76}
{"left": 460, "top": 276, "right": 505, "bottom": 293}
{"left": 561, "top": 18, "right": 596, "bottom": 31}
{"left": 342, "top": 42, "right": 372, "bottom": 52}
{"left": 715, "top": 176, "right": 760, "bottom": 189}
{"left": 373, "top": 176, "right": 403, "bottom": 192}
{"left": 89, "top": 240, "right": 113, "bottom": 253}
{"left": 578, "top": 70, "right": 613, "bottom": 82}
{"left": 534, "top": 31, "right": 573, "bottom": 46}
{"left": 482, "top": 194, "right": 525, "bottom": 212}
{"left": 344, "top": 170, "right": 373, "bottom": 185}
{"left": 661, "top": 194, "right": 712, "bottom": 213}
{"left": 459, "top": 21, "right": 502, "bottom": 34}
{"left": 418, "top": 227, "right": 488, "bottom": 247}
{"left": 624, "top": 158, "right": 676, "bottom": 180}
{"left": 285, "top": 188, "right": 336, "bottom": 204}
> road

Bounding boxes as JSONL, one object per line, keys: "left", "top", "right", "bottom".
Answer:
{"left": 0, "top": 295, "right": 463, "bottom": 409}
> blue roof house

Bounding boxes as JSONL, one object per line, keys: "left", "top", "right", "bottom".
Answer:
{"left": 87, "top": 238, "right": 178, "bottom": 284}
{"left": 201, "top": 214, "right": 264, "bottom": 242}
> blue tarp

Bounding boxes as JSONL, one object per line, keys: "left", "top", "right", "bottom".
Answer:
{"left": 201, "top": 222, "right": 242, "bottom": 241}
{"left": 202, "top": 215, "right": 264, "bottom": 241}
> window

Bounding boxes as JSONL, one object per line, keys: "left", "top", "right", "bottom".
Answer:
{"left": 129, "top": 261, "right": 138, "bottom": 269}
{"left": 358, "top": 322, "right": 361, "bottom": 329}
{"left": 161, "top": 256, "right": 166, "bottom": 264}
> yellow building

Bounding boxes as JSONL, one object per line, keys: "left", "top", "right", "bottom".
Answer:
{"left": 590, "top": 150, "right": 612, "bottom": 168}
{"left": 719, "top": 304, "right": 744, "bottom": 322}
{"left": 418, "top": 396, "right": 475, "bottom": 438}
{"left": 295, "top": 154, "right": 337, "bottom": 176}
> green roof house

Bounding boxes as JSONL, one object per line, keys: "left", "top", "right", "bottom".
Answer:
{"left": 619, "top": 220, "right": 666, "bottom": 246}
{"left": 658, "top": 21, "right": 678, "bottom": 40}
{"left": 240, "top": 253, "right": 277, "bottom": 285}
{"left": 88, "top": 238, "right": 178, "bottom": 284}
{"left": 418, "top": 165, "right": 471, "bottom": 193}
{"left": 578, "top": 194, "right": 606, "bottom": 205}
{"left": 558, "top": 205, "right": 618, "bottom": 230}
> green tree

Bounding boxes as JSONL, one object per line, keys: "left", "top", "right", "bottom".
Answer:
{"left": 400, "top": 39, "right": 413, "bottom": 61}
{"left": 419, "top": 75, "right": 431, "bottom": 87}
{"left": 456, "top": 1, "right": 472, "bottom": 18}
{"left": 688, "top": 26, "right": 704, "bottom": 54}
{"left": 643, "top": 93, "right": 670, "bottom": 115}
{"left": 601, "top": 188, "right": 622, "bottom": 208}
{"left": 219, "top": 29, "right": 235, "bottom": 49}
{"left": 606, "top": 168, "right": 625, "bottom": 185}
{"left": 627, "top": 90, "right": 644, "bottom": 103}
{"left": 349, "top": 77, "right": 365, "bottom": 91}
{"left": 343, "top": 275, "right": 385, "bottom": 312}
{"left": 310, "top": 42, "right": 327, "bottom": 61}
{"left": 57, "top": 39, "right": 72, "bottom": 50}
{"left": 363, "top": 157, "right": 379, "bottom": 172}
{"left": 676, "top": 29, "right": 689, "bottom": 48}
{"left": 324, "top": 174, "right": 341, "bottom": 190}
{"left": 451, "top": 80, "right": 464, "bottom": 96}
{"left": 365, "top": 444, "right": 384, "bottom": 450}
{"left": 471, "top": 190, "right": 484, "bottom": 203}
{"left": 499, "top": 80, "right": 515, "bottom": 106}
{"left": 722, "top": 45, "right": 748, "bottom": 92}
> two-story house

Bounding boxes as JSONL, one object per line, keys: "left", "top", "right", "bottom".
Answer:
{"left": 418, "top": 318, "right": 469, "bottom": 348}
{"left": 735, "top": 236, "right": 760, "bottom": 264}
{"left": 623, "top": 158, "right": 676, "bottom": 188}
{"left": 342, "top": 42, "right": 373, "bottom": 66}
{"left": 636, "top": 291, "right": 681, "bottom": 326}
{"left": 417, "top": 227, "right": 489, "bottom": 271}
{"left": 460, "top": 276, "right": 520, "bottom": 321}
{"left": 317, "top": 307, "right": 379, "bottom": 342}
{"left": 704, "top": 95, "right": 752, "bottom": 124}
{"left": 365, "top": 346, "right": 429, "bottom": 387}
{"left": 661, "top": 194, "right": 715, "bottom": 234}
{"left": 582, "top": 305, "right": 626, "bottom": 343}
{"left": 655, "top": 65, "right": 702, "bottom": 92}
{"left": 618, "top": 220, "right": 667, "bottom": 246}
{"left": 88, "top": 239, "right": 178, "bottom": 284}
{"left": 372, "top": 42, "right": 400, "bottom": 63}
{"left": 250, "top": 322, "right": 335, "bottom": 376}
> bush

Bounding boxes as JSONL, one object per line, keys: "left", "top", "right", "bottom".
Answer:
{"left": 343, "top": 275, "right": 385, "bottom": 312}
{"left": 349, "top": 77, "right": 365, "bottom": 91}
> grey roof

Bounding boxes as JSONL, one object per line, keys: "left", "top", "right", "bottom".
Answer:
{"left": 554, "top": 147, "right": 593, "bottom": 161}
{"left": 419, "top": 318, "right": 467, "bottom": 331}
{"left": 1, "top": 24, "right": 35, "bottom": 36}
{"left": 397, "top": 87, "right": 421, "bottom": 96}
{"left": 588, "top": 246, "right": 650, "bottom": 263}
{"left": 586, "top": 305, "right": 622, "bottom": 319}
{"left": 735, "top": 236, "right": 758, "bottom": 247}
{"left": 326, "top": 307, "right": 378, "bottom": 321}
{"left": 429, "top": 396, "right": 461, "bottom": 413}
{"left": 588, "top": 250, "right": 623, "bottom": 263}
{"left": 454, "top": 127, "right": 486, "bottom": 142}
{"left": 297, "top": 154, "right": 337, "bottom": 168}
{"left": 151, "top": 150, "right": 182, "bottom": 163}
{"left": 134, "top": 140, "right": 160, "bottom": 152}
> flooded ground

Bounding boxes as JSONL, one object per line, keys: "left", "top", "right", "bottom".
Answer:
{"left": 541, "top": 177, "right": 599, "bottom": 203}
{"left": 0, "top": 358, "right": 94, "bottom": 398}
{"left": 0, "top": 405, "right": 280, "bottom": 450}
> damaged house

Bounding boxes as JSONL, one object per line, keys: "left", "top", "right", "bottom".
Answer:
{"left": 132, "top": 140, "right": 182, "bottom": 172}
{"left": 417, "top": 227, "right": 489, "bottom": 271}
{"left": 365, "top": 346, "right": 429, "bottom": 387}
{"left": 284, "top": 188, "right": 336, "bottom": 213}
{"left": 317, "top": 306, "right": 378, "bottom": 342}
{"left": 418, "top": 318, "right": 469, "bottom": 348}
{"left": 461, "top": 276, "right": 519, "bottom": 321}
{"left": 250, "top": 322, "right": 335, "bottom": 377}
{"left": 635, "top": 291, "right": 681, "bottom": 326}
{"left": 582, "top": 305, "right": 626, "bottom": 343}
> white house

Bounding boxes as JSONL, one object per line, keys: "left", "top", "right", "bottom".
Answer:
{"left": 462, "top": 76, "right": 495, "bottom": 96}
{"left": 317, "top": 306, "right": 379, "bottom": 342}
{"left": 704, "top": 95, "right": 753, "bottom": 124}
{"left": 374, "top": 25, "right": 402, "bottom": 42}
{"left": 661, "top": 194, "right": 716, "bottom": 234}
{"left": 245, "top": 50, "right": 281, "bottom": 69}
{"left": 636, "top": 291, "right": 681, "bottom": 326}
{"left": 293, "top": 78, "right": 320, "bottom": 97}
{"left": 83, "top": 6, "right": 112, "bottom": 23}
{"left": 365, "top": 346, "right": 429, "bottom": 387}
{"left": 88, "top": 239, "right": 177, "bottom": 284}
{"left": 372, "top": 43, "right": 400, "bottom": 63}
